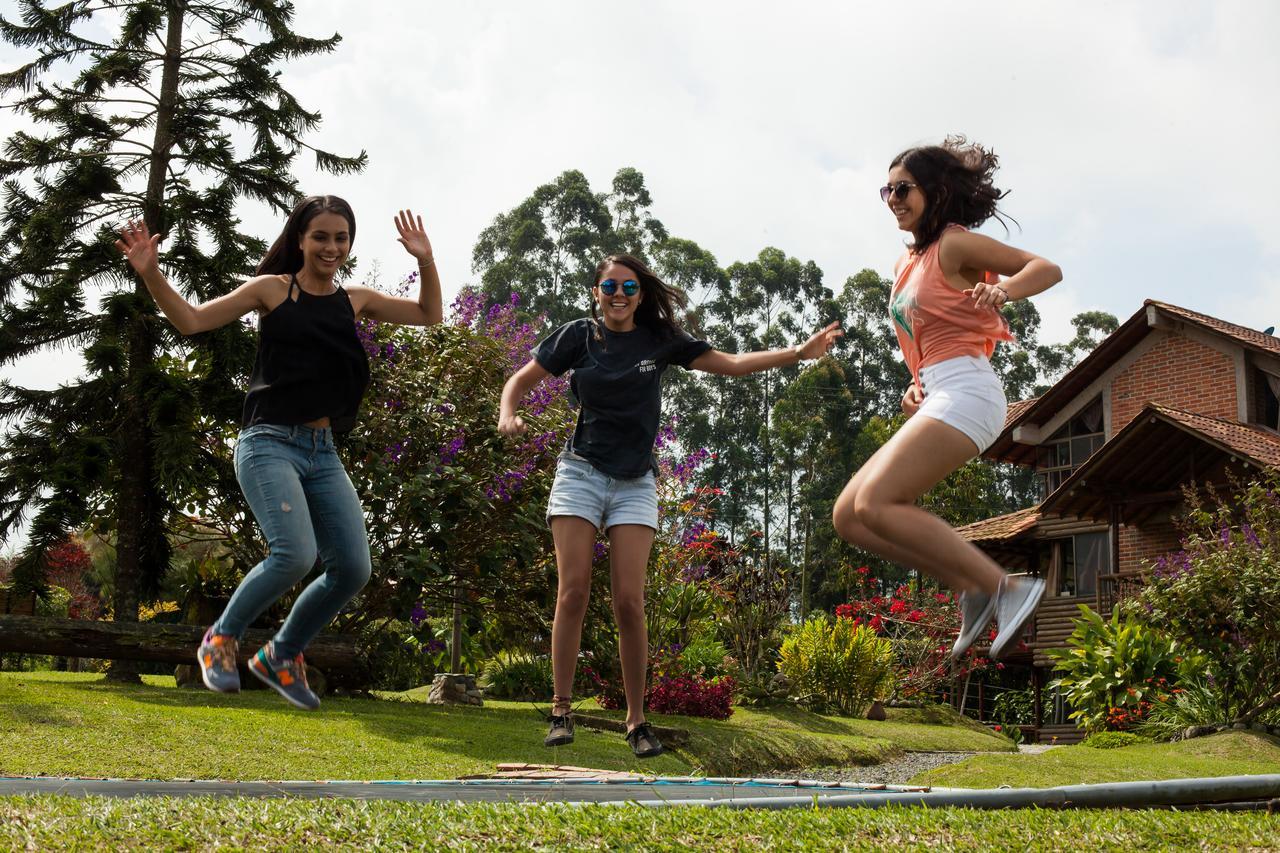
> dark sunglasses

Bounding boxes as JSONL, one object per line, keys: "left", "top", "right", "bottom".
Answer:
{"left": 599, "top": 278, "right": 640, "bottom": 297}
{"left": 879, "top": 181, "right": 919, "bottom": 202}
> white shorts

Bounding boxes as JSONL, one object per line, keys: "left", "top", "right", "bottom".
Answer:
{"left": 916, "top": 355, "right": 1008, "bottom": 454}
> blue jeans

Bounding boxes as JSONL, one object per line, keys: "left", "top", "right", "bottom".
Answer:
{"left": 214, "top": 424, "right": 371, "bottom": 658}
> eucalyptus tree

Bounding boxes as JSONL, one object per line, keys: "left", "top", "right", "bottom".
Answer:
{"left": 0, "top": 0, "right": 364, "bottom": 677}
{"left": 471, "top": 167, "right": 668, "bottom": 329}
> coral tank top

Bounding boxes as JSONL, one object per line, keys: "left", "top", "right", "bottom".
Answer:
{"left": 889, "top": 224, "right": 1014, "bottom": 386}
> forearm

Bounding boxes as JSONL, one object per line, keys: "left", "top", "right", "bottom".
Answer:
{"left": 138, "top": 266, "right": 199, "bottom": 334}
{"left": 723, "top": 347, "right": 802, "bottom": 376}
{"left": 416, "top": 257, "right": 443, "bottom": 325}
{"left": 1001, "top": 258, "right": 1062, "bottom": 301}
{"left": 500, "top": 373, "right": 537, "bottom": 419}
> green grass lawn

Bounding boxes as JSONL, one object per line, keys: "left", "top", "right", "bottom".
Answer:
{"left": 4, "top": 672, "right": 1277, "bottom": 848}
{"left": 1, "top": 797, "right": 1275, "bottom": 850}
{"left": 914, "top": 730, "right": 1280, "bottom": 789}
{"left": 0, "top": 671, "right": 1010, "bottom": 781}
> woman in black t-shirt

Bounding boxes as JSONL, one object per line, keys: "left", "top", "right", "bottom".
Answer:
{"left": 117, "top": 196, "right": 442, "bottom": 710}
{"left": 499, "top": 253, "right": 841, "bottom": 757}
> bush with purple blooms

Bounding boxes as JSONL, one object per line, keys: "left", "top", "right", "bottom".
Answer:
{"left": 1124, "top": 474, "right": 1280, "bottom": 728}
{"left": 338, "top": 284, "right": 574, "bottom": 645}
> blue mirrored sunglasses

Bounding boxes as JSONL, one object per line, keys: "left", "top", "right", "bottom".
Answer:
{"left": 599, "top": 278, "right": 640, "bottom": 297}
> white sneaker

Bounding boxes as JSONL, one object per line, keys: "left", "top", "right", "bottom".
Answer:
{"left": 950, "top": 590, "right": 997, "bottom": 660}
{"left": 989, "top": 576, "right": 1045, "bottom": 659}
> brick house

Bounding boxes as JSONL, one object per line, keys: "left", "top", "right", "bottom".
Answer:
{"left": 958, "top": 300, "right": 1280, "bottom": 742}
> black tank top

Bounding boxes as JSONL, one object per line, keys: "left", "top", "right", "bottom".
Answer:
{"left": 241, "top": 276, "right": 371, "bottom": 433}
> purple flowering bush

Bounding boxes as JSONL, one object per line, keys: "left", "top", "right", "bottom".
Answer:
{"left": 1124, "top": 475, "right": 1280, "bottom": 727}
{"left": 340, "top": 283, "right": 574, "bottom": 653}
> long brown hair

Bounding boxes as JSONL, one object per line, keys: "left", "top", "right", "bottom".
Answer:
{"left": 256, "top": 195, "right": 356, "bottom": 275}
{"left": 890, "top": 135, "right": 1015, "bottom": 253}
{"left": 591, "top": 253, "right": 689, "bottom": 339}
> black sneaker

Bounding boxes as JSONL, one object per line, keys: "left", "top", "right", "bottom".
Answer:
{"left": 544, "top": 713, "right": 575, "bottom": 747}
{"left": 625, "top": 722, "right": 664, "bottom": 758}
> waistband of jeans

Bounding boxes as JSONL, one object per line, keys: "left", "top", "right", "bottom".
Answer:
{"left": 242, "top": 423, "right": 334, "bottom": 447}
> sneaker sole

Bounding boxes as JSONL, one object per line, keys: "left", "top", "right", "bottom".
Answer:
{"left": 950, "top": 594, "right": 998, "bottom": 661}
{"left": 544, "top": 734, "right": 574, "bottom": 747}
{"left": 633, "top": 744, "right": 664, "bottom": 759}
{"left": 990, "top": 581, "right": 1045, "bottom": 659}
{"left": 196, "top": 647, "right": 239, "bottom": 694}
{"left": 248, "top": 658, "right": 319, "bottom": 710}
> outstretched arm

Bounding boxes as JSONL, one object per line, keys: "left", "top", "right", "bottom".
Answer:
{"left": 939, "top": 230, "right": 1062, "bottom": 310}
{"left": 348, "top": 209, "right": 444, "bottom": 326}
{"left": 689, "top": 321, "right": 843, "bottom": 376}
{"left": 115, "top": 220, "right": 271, "bottom": 335}
{"left": 498, "top": 359, "right": 552, "bottom": 436}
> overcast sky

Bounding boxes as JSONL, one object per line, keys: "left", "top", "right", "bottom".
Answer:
{"left": 2, "top": 1, "right": 1279, "bottom": 548}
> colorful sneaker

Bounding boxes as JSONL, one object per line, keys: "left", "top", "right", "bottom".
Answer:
{"left": 544, "top": 712, "right": 575, "bottom": 747}
{"left": 248, "top": 642, "right": 320, "bottom": 710}
{"left": 197, "top": 627, "right": 240, "bottom": 693}
{"left": 625, "top": 722, "right": 664, "bottom": 758}
{"left": 989, "top": 576, "right": 1045, "bottom": 659}
{"left": 950, "top": 589, "right": 997, "bottom": 660}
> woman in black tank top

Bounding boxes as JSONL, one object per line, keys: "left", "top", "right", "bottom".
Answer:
{"left": 117, "top": 195, "right": 442, "bottom": 709}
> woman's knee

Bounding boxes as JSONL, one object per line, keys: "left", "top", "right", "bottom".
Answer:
{"left": 556, "top": 579, "right": 590, "bottom": 616}
{"left": 612, "top": 593, "right": 645, "bottom": 629}
{"left": 851, "top": 490, "right": 895, "bottom": 535}
{"left": 264, "top": 544, "right": 320, "bottom": 582}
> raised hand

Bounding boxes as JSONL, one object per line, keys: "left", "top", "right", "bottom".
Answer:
{"left": 114, "top": 220, "right": 163, "bottom": 276}
{"left": 798, "top": 321, "right": 844, "bottom": 360}
{"left": 394, "top": 209, "right": 434, "bottom": 264}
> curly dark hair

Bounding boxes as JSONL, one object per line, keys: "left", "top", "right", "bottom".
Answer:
{"left": 590, "top": 253, "right": 690, "bottom": 340}
{"left": 890, "top": 135, "right": 1016, "bottom": 253}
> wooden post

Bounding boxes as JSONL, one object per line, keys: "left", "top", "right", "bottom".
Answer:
{"left": 1033, "top": 665, "right": 1045, "bottom": 737}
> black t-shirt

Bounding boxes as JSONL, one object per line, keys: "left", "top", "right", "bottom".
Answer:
{"left": 533, "top": 318, "right": 711, "bottom": 479}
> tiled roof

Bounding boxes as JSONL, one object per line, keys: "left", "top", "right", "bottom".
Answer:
{"left": 1147, "top": 404, "right": 1280, "bottom": 468}
{"left": 955, "top": 506, "right": 1041, "bottom": 543}
{"left": 1148, "top": 300, "right": 1280, "bottom": 359}
{"left": 1003, "top": 397, "right": 1039, "bottom": 430}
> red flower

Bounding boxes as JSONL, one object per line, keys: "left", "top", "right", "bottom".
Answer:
{"left": 856, "top": 565, "right": 870, "bottom": 575}
{"left": 869, "top": 614, "right": 885, "bottom": 633}
{"left": 906, "top": 609, "right": 925, "bottom": 623}
{"left": 889, "top": 599, "right": 907, "bottom": 615}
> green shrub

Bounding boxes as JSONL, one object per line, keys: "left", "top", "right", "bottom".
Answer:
{"left": 1080, "top": 731, "right": 1152, "bottom": 749}
{"left": 778, "top": 616, "right": 896, "bottom": 716}
{"left": 1127, "top": 475, "right": 1280, "bottom": 727}
{"left": 1133, "top": 680, "right": 1275, "bottom": 741}
{"left": 991, "top": 687, "right": 1034, "bottom": 730}
{"left": 480, "top": 650, "right": 553, "bottom": 701}
{"left": 358, "top": 619, "right": 443, "bottom": 692}
{"left": 1047, "top": 605, "right": 1199, "bottom": 733}
{"left": 676, "top": 635, "right": 730, "bottom": 679}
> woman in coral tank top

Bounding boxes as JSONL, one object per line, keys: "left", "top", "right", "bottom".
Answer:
{"left": 833, "top": 136, "right": 1062, "bottom": 660}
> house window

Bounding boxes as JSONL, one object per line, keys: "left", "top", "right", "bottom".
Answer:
{"left": 1035, "top": 397, "right": 1105, "bottom": 500}
{"left": 1256, "top": 369, "right": 1280, "bottom": 431}
{"left": 1053, "top": 531, "right": 1109, "bottom": 597}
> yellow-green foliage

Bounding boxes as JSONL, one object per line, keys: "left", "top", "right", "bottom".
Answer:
{"left": 778, "top": 617, "right": 896, "bottom": 716}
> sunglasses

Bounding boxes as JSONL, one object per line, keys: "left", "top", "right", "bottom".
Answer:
{"left": 599, "top": 278, "right": 640, "bottom": 297}
{"left": 879, "top": 181, "right": 919, "bottom": 203}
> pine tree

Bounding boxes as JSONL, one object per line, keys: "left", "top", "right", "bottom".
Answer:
{"left": 0, "top": 0, "right": 365, "bottom": 679}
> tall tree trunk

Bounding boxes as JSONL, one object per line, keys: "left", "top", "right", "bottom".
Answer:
{"left": 109, "top": 4, "right": 183, "bottom": 682}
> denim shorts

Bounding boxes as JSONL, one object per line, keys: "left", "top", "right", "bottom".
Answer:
{"left": 917, "top": 355, "right": 1009, "bottom": 454}
{"left": 546, "top": 452, "right": 658, "bottom": 531}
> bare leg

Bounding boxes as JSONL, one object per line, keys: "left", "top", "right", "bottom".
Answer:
{"left": 832, "top": 415, "right": 1006, "bottom": 595}
{"left": 549, "top": 515, "right": 597, "bottom": 715}
{"left": 607, "top": 523, "right": 656, "bottom": 731}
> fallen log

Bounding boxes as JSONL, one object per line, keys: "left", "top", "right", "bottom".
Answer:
{"left": 0, "top": 614, "right": 369, "bottom": 686}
